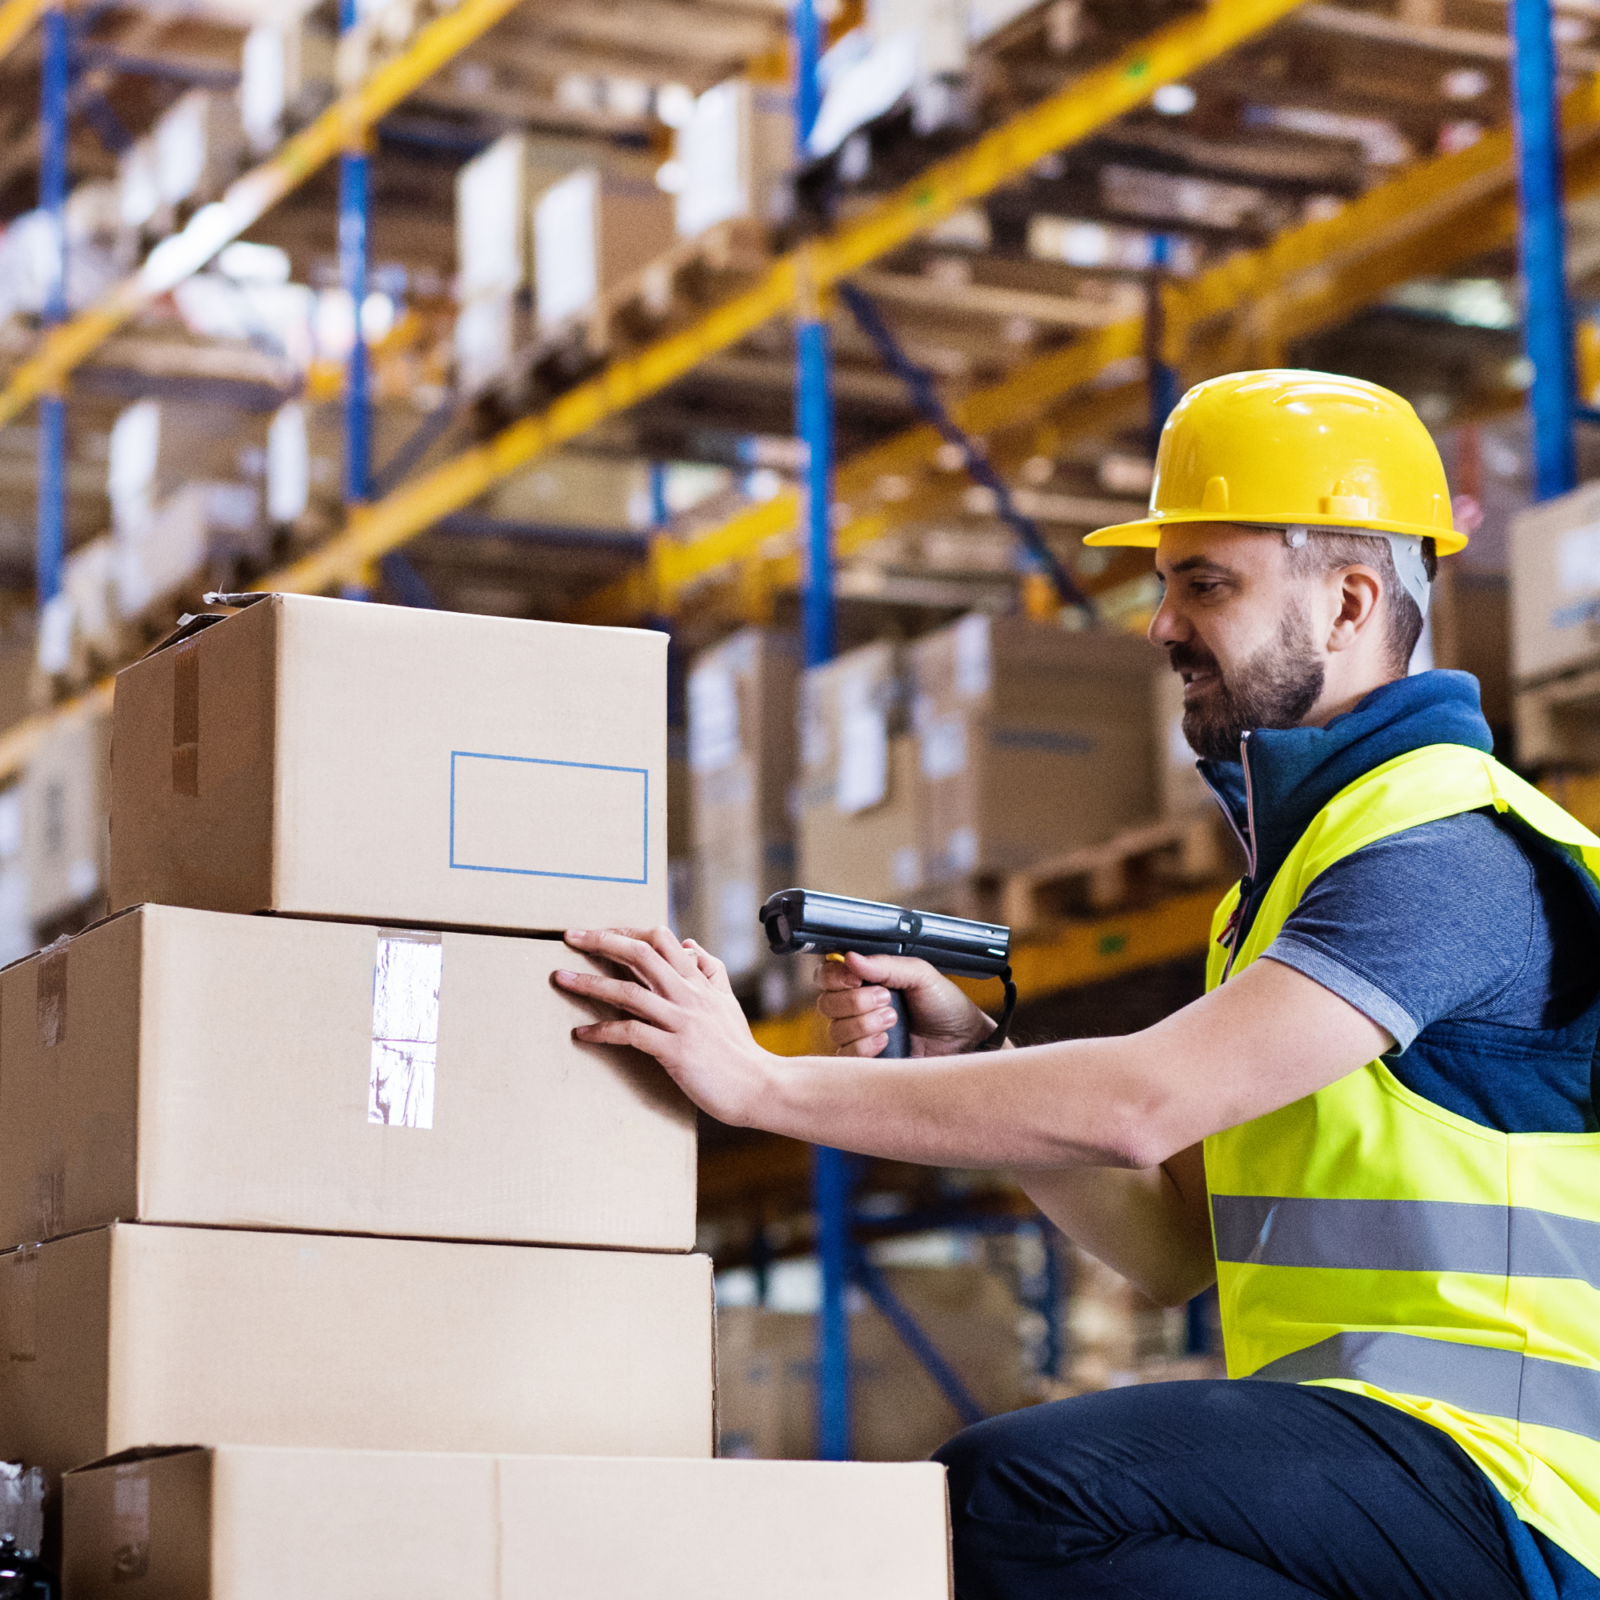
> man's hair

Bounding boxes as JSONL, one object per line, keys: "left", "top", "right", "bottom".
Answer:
{"left": 1284, "top": 530, "right": 1439, "bottom": 673}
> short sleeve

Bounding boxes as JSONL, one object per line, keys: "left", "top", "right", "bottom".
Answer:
{"left": 1258, "top": 812, "right": 1536, "bottom": 1052}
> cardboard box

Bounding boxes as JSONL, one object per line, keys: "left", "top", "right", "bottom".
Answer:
{"left": 794, "top": 642, "right": 922, "bottom": 903}
{"left": 797, "top": 735, "right": 921, "bottom": 905}
{"left": 688, "top": 629, "right": 798, "bottom": 853}
{"left": 109, "top": 595, "right": 667, "bottom": 933}
{"left": 909, "top": 615, "right": 1187, "bottom": 887}
{"left": 24, "top": 697, "right": 110, "bottom": 926}
{"left": 533, "top": 167, "right": 676, "bottom": 331}
{"left": 688, "top": 630, "right": 799, "bottom": 979}
{"left": 64, "top": 1447, "right": 950, "bottom": 1600}
{"left": 0, "top": 1225, "right": 713, "bottom": 1484}
{"left": 0, "top": 903, "right": 695, "bottom": 1251}
{"left": 718, "top": 1265, "right": 1030, "bottom": 1463}
{"left": 1510, "top": 479, "right": 1600, "bottom": 684}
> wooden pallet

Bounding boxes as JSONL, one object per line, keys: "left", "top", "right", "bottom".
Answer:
{"left": 919, "top": 813, "right": 1236, "bottom": 939}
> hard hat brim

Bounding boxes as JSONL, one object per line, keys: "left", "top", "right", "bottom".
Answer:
{"left": 1083, "top": 511, "right": 1468, "bottom": 557}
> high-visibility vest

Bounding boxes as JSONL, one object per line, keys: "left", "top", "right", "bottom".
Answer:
{"left": 1204, "top": 742, "right": 1600, "bottom": 1574}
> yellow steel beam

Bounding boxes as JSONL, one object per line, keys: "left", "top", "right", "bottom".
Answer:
{"left": 264, "top": 0, "right": 1313, "bottom": 596}
{"left": 591, "top": 75, "right": 1600, "bottom": 625}
{"left": 0, "top": 0, "right": 44, "bottom": 67}
{"left": 0, "top": 0, "right": 527, "bottom": 430}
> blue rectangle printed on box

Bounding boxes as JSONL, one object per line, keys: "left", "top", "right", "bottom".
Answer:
{"left": 449, "top": 751, "right": 649, "bottom": 883}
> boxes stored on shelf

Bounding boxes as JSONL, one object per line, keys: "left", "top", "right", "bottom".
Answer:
{"left": 689, "top": 629, "right": 798, "bottom": 851}
{"left": 533, "top": 167, "right": 675, "bottom": 332}
{"left": 674, "top": 77, "right": 793, "bottom": 238}
{"left": 1510, "top": 479, "right": 1600, "bottom": 683}
{"left": 64, "top": 1447, "right": 951, "bottom": 1600}
{"left": 688, "top": 630, "right": 797, "bottom": 979}
{"left": 909, "top": 615, "right": 1188, "bottom": 887}
{"left": 456, "top": 132, "right": 531, "bottom": 302}
{"left": 0, "top": 1225, "right": 714, "bottom": 1484}
{"left": 109, "top": 595, "right": 667, "bottom": 932}
{"left": 0, "top": 903, "right": 695, "bottom": 1252}
{"left": 795, "top": 641, "right": 921, "bottom": 902}
{"left": 23, "top": 698, "right": 109, "bottom": 925}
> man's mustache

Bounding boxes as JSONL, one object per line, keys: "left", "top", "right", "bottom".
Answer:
{"left": 1168, "top": 640, "right": 1219, "bottom": 677}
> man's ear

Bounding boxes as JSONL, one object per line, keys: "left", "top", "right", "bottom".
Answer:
{"left": 1324, "top": 565, "right": 1384, "bottom": 654}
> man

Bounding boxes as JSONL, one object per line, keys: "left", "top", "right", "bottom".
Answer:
{"left": 554, "top": 370, "right": 1600, "bottom": 1600}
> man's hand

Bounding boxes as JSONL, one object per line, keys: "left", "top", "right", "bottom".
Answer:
{"left": 554, "top": 927, "right": 775, "bottom": 1126}
{"left": 815, "top": 951, "right": 996, "bottom": 1057}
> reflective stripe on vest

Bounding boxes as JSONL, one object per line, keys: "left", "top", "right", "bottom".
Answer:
{"left": 1248, "top": 1332, "right": 1600, "bottom": 1444}
{"left": 1212, "top": 1195, "right": 1600, "bottom": 1288}
{"left": 1201, "top": 741, "right": 1600, "bottom": 1576}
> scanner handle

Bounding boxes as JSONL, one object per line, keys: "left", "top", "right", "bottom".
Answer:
{"left": 882, "top": 989, "right": 912, "bottom": 1059}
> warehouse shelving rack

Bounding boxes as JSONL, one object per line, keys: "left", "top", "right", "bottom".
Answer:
{"left": 0, "top": 0, "right": 1594, "bottom": 1458}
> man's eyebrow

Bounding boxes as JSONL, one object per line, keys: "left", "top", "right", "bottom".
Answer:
{"left": 1159, "top": 556, "right": 1241, "bottom": 578}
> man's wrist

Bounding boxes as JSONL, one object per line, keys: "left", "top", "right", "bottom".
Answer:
{"left": 968, "top": 1007, "right": 1001, "bottom": 1050}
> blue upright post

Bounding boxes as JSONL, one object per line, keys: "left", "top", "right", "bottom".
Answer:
{"left": 339, "top": 0, "right": 371, "bottom": 505}
{"left": 36, "top": 7, "right": 70, "bottom": 617}
{"left": 793, "top": 0, "right": 849, "bottom": 1463}
{"left": 1510, "top": 0, "right": 1578, "bottom": 500}
{"left": 649, "top": 461, "right": 670, "bottom": 530}
{"left": 1146, "top": 233, "right": 1179, "bottom": 451}
{"left": 797, "top": 321, "right": 835, "bottom": 666}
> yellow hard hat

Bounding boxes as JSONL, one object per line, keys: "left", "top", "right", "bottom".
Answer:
{"left": 1085, "top": 369, "right": 1467, "bottom": 556}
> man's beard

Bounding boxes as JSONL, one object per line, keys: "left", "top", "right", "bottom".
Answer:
{"left": 1171, "top": 605, "right": 1325, "bottom": 763}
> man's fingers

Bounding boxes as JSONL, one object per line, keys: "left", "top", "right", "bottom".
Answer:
{"left": 565, "top": 929, "right": 683, "bottom": 993}
{"left": 828, "top": 1008, "right": 898, "bottom": 1049}
{"left": 834, "top": 1031, "right": 888, "bottom": 1058}
{"left": 683, "top": 939, "right": 736, "bottom": 995}
{"left": 814, "top": 960, "right": 865, "bottom": 992}
{"left": 571, "top": 1016, "right": 669, "bottom": 1054}
{"left": 817, "top": 986, "right": 889, "bottom": 1020}
{"left": 553, "top": 968, "right": 673, "bottom": 1027}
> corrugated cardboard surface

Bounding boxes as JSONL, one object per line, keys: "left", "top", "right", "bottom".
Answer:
{"left": 65, "top": 1446, "right": 951, "bottom": 1600}
{"left": 910, "top": 617, "right": 1177, "bottom": 883}
{"left": 0, "top": 1226, "right": 714, "bottom": 1485}
{"left": 109, "top": 595, "right": 667, "bottom": 932}
{"left": 1510, "top": 480, "right": 1600, "bottom": 683}
{"left": 0, "top": 905, "right": 695, "bottom": 1251}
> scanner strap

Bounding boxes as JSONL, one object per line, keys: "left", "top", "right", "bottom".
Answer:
{"left": 975, "top": 969, "right": 1017, "bottom": 1052}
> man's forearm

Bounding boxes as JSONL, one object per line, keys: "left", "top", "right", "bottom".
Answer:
{"left": 755, "top": 1033, "right": 1159, "bottom": 1168}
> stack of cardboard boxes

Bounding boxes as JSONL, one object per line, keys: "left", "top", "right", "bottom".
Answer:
{"left": 0, "top": 595, "right": 948, "bottom": 1597}
{"left": 786, "top": 614, "right": 1211, "bottom": 916}
{"left": 1510, "top": 484, "right": 1600, "bottom": 832}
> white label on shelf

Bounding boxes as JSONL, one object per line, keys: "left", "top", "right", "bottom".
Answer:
{"left": 715, "top": 877, "right": 760, "bottom": 976}
{"left": 688, "top": 661, "right": 740, "bottom": 773}
{"left": 944, "top": 826, "right": 978, "bottom": 874}
{"left": 892, "top": 846, "right": 922, "bottom": 892}
{"left": 953, "top": 612, "right": 992, "bottom": 698}
{"left": 1558, "top": 521, "right": 1600, "bottom": 595}
{"left": 835, "top": 672, "right": 888, "bottom": 814}
{"left": 919, "top": 713, "right": 967, "bottom": 781}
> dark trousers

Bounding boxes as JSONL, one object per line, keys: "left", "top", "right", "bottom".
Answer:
{"left": 934, "top": 1379, "right": 1531, "bottom": 1599}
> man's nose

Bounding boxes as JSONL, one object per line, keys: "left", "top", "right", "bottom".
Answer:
{"left": 1148, "top": 590, "right": 1185, "bottom": 647}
